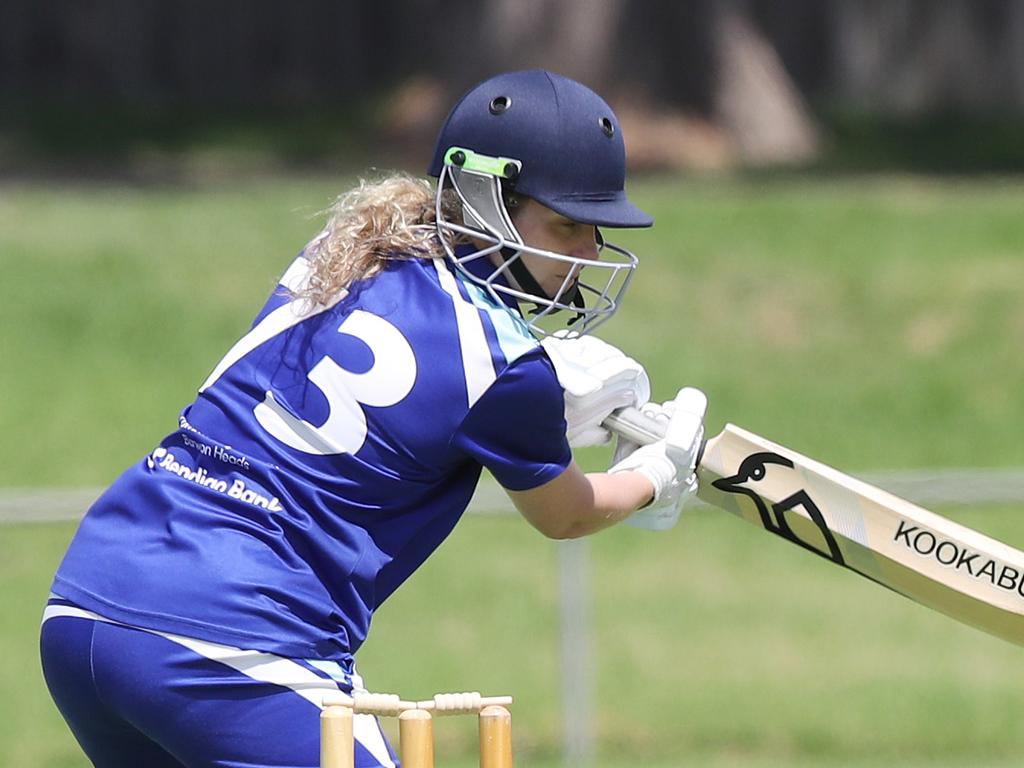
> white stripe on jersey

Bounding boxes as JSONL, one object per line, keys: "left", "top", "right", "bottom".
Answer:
{"left": 42, "top": 602, "right": 396, "bottom": 767}
{"left": 199, "top": 256, "right": 341, "bottom": 393}
{"left": 432, "top": 259, "right": 499, "bottom": 407}
{"left": 456, "top": 274, "right": 537, "bottom": 365}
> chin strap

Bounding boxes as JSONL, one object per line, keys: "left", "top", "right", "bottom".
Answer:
{"left": 565, "top": 292, "right": 586, "bottom": 325}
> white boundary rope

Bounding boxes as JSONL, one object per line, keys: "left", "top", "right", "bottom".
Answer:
{"left": 4, "top": 469, "right": 1024, "bottom": 525}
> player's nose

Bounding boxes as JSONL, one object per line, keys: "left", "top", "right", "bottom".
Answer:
{"left": 573, "top": 228, "right": 600, "bottom": 261}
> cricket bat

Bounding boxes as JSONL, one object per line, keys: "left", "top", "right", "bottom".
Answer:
{"left": 605, "top": 407, "right": 1024, "bottom": 647}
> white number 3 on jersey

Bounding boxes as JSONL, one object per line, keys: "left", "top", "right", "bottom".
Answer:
{"left": 252, "top": 310, "right": 417, "bottom": 455}
{"left": 201, "top": 283, "right": 417, "bottom": 457}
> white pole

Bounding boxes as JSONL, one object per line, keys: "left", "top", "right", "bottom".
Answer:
{"left": 558, "top": 537, "right": 593, "bottom": 766}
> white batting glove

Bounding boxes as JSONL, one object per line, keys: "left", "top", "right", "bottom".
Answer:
{"left": 541, "top": 332, "right": 650, "bottom": 448}
{"left": 610, "top": 387, "right": 708, "bottom": 531}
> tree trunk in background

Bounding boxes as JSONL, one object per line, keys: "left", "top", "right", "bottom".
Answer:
{"left": 713, "top": 1, "right": 820, "bottom": 164}
{"left": 483, "top": 0, "right": 624, "bottom": 86}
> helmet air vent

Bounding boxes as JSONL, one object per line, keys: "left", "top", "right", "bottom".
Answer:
{"left": 599, "top": 117, "right": 615, "bottom": 137}
{"left": 489, "top": 95, "right": 512, "bottom": 115}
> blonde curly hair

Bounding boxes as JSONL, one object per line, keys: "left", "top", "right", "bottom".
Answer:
{"left": 297, "top": 173, "right": 460, "bottom": 305}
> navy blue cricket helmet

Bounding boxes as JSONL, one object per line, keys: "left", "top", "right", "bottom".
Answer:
{"left": 428, "top": 69, "right": 653, "bottom": 229}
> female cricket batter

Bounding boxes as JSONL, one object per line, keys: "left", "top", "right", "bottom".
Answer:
{"left": 40, "top": 70, "right": 706, "bottom": 767}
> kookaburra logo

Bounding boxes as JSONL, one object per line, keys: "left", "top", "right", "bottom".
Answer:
{"left": 712, "top": 452, "right": 846, "bottom": 565}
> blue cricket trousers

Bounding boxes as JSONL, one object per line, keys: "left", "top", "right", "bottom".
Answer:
{"left": 40, "top": 599, "right": 398, "bottom": 767}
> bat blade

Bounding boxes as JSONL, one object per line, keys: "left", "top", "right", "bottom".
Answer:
{"left": 605, "top": 409, "right": 1024, "bottom": 647}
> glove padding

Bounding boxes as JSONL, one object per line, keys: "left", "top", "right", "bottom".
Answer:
{"left": 541, "top": 332, "right": 650, "bottom": 448}
{"left": 610, "top": 387, "right": 708, "bottom": 531}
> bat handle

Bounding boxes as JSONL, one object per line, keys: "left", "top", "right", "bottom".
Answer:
{"left": 604, "top": 405, "right": 710, "bottom": 469}
{"left": 603, "top": 406, "right": 666, "bottom": 445}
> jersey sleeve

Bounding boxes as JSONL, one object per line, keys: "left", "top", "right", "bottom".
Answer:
{"left": 450, "top": 349, "right": 572, "bottom": 491}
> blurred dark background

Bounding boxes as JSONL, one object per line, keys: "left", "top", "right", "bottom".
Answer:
{"left": 2, "top": 0, "right": 1023, "bottom": 179}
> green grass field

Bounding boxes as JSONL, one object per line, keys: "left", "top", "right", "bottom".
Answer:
{"left": 2, "top": 175, "right": 1023, "bottom": 766}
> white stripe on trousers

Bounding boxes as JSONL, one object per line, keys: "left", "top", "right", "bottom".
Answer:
{"left": 42, "top": 604, "right": 395, "bottom": 768}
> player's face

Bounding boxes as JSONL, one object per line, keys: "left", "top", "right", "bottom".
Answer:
{"left": 510, "top": 199, "right": 599, "bottom": 298}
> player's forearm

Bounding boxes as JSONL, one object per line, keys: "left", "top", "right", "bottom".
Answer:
{"left": 507, "top": 463, "right": 654, "bottom": 540}
{"left": 537, "top": 471, "right": 652, "bottom": 539}
{"left": 577, "top": 470, "right": 655, "bottom": 531}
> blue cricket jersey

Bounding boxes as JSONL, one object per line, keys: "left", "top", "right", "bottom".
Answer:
{"left": 53, "top": 250, "right": 572, "bottom": 660}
